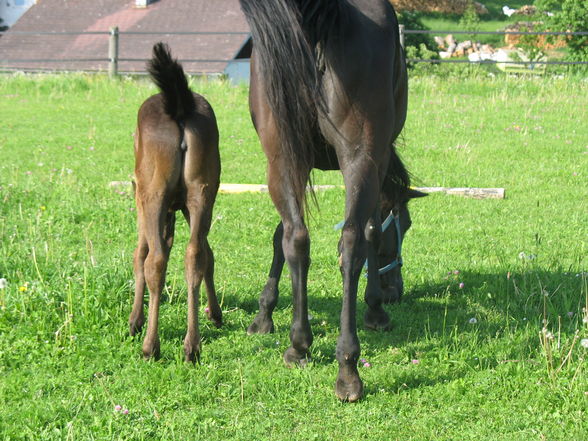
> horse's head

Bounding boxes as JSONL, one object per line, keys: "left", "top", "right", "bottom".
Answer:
{"left": 379, "top": 188, "right": 427, "bottom": 304}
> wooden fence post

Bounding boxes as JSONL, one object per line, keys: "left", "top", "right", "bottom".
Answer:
{"left": 109, "top": 26, "right": 119, "bottom": 78}
{"left": 399, "top": 24, "right": 405, "bottom": 49}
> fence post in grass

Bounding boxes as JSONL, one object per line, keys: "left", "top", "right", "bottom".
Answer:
{"left": 399, "top": 24, "right": 405, "bottom": 49}
{"left": 109, "top": 26, "right": 119, "bottom": 78}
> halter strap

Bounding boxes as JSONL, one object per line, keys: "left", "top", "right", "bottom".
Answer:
{"left": 376, "top": 212, "right": 402, "bottom": 274}
{"left": 334, "top": 210, "right": 403, "bottom": 275}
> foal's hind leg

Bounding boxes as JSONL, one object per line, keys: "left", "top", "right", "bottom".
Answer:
{"left": 141, "top": 203, "right": 175, "bottom": 360}
{"left": 129, "top": 232, "right": 148, "bottom": 336}
{"left": 183, "top": 192, "right": 219, "bottom": 363}
{"left": 248, "top": 221, "right": 284, "bottom": 335}
{"left": 182, "top": 208, "right": 222, "bottom": 330}
{"left": 203, "top": 239, "right": 222, "bottom": 328}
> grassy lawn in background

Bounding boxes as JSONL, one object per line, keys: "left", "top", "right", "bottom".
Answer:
{"left": 0, "top": 73, "right": 586, "bottom": 440}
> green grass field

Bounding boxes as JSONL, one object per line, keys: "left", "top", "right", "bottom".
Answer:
{"left": 0, "top": 73, "right": 587, "bottom": 440}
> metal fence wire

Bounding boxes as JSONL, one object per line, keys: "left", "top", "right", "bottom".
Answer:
{"left": 0, "top": 27, "right": 587, "bottom": 76}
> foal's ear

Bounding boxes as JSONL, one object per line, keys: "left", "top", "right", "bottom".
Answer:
{"left": 407, "top": 188, "right": 428, "bottom": 200}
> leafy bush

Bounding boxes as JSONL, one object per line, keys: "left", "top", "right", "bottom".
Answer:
{"left": 397, "top": 11, "right": 436, "bottom": 50}
{"left": 405, "top": 43, "right": 439, "bottom": 75}
{"left": 535, "top": 0, "right": 588, "bottom": 64}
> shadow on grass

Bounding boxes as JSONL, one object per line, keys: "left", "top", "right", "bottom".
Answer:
{"left": 133, "top": 266, "right": 581, "bottom": 395}
{"left": 159, "top": 265, "right": 577, "bottom": 346}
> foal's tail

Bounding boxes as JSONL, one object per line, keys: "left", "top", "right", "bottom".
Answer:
{"left": 239, "top": 0, "right": 334, "bottom": 210}
{"left": 147, "top": 42, "right": 195, "bottom": 123}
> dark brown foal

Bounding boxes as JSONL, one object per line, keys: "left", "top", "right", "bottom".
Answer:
{"left": 128, "top": 43, "right": 222, "bottom": 362}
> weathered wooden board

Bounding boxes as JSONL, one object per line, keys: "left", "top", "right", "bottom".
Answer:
{"left": 109, "top": 182, "right": 506, "bottom": 199}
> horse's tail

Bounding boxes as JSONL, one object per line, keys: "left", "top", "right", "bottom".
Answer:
{"left": 147, "top": 42, "right": 195, "bottom": 123}
{"left": 239, "top": 0, "right": 327, "bottom": 210}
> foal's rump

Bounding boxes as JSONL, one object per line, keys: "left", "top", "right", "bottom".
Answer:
{"left": 135, "top": 43, "right": 219, "bottom": 202}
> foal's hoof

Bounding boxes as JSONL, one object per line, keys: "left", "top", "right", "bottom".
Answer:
{"left": 184, "top": 346, "right": 201, "bottom": 364}
{"left": 129, "top": 316, "right": 145, "bottom": 337}
{"left": 364, "top": 307, "right": 392, "bottom": 331}
{"left": 335, "top": 364, "right": 364, "bottom": 402}
{"left": 283, "top": 346, "right": 310, "bottom": 368}
{"left": 142, "top": 338, "right": 160, "bottom": 360}
{"left": 247, "top": 314, "right": 275, "bottom": 335}
{"left": 206, "top": 307, "right": 223, "bottom": 328}
{"left": 184, "top": 336, "right": 201, "bottom": 364}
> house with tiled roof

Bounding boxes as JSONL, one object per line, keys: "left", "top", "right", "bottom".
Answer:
{"left": 0, "top": 0, "right": 251, "bottom": 76}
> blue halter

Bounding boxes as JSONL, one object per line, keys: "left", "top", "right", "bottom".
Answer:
{"left": 377, "top": 211, "right": 403, "bottom": 275}
{"left": 334, "top": 210, "right": 403, "bottom": 275}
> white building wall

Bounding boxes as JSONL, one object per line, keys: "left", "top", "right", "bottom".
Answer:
{"left": 0, "top": 0, "right": 36, "bottom": 28}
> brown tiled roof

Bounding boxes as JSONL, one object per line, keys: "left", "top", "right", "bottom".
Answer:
{"left": 0, "top": 0, "right": 250, "bottom": 73}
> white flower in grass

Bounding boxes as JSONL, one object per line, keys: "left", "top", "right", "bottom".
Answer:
{"left": 0, "top": 278, "right": 7, "bottom": 289}
{"left": 468, "top": 317, "right": 478, "bottom": 324}
{"left": 581, "top": 339, "right": 588, "bottom": 349}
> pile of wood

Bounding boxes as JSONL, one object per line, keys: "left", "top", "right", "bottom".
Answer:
{"left": 390, "top": 0, "right": 488, "bottom": 15}
{"left": 435, "top": 34, "right": 496, "bottom": 59}
{"left": 513, "top": 5, "right": 538, "bottom": 16}
{"left": 503, "top": 21, "right": 567, "bottom": 49}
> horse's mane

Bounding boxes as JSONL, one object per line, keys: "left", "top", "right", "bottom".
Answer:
{"left": 239, "top": 0, "right": 347, "bottom": 211}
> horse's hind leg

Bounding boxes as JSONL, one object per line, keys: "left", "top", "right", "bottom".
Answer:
{"left": 248, "top": 221, "right": 285, "bottom": 335}
{"left": 266, "top": 168, "right": 312, "bottom": 366}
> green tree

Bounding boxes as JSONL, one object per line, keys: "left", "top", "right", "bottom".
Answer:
{"left": 459, "top": 0, "right": 480, "bottom": 41}
{"left": 535, "top": 0, "right": 588, "bottom": 63}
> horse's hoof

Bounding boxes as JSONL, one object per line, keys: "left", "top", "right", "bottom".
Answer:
{"left": 364, "top": 307, "right": 392, "bottom": 331}
{"left": 247, "top": 314, "right": 275, "bottom": 335}
{"left": 283, "top": 346, "right": 310, "bottom": 367}
{"left": 335, "top": 364, "right": 363, "bottom": 402}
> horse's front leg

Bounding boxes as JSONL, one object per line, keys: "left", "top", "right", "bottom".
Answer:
{"left": 248, "top": 221, "right": 285, "bottom": 335}
{"left": 335, "top": 159, "right": 382, "bottom": 402}
{"left": 364, "top": 210, "right": 392, "bottom": 330}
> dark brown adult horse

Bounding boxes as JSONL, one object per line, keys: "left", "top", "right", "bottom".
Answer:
{"left": 128, "top": 43, "right": 222, "bottom": 362}
{"left": 239, "top": 0, "right": 425, "bottom": 401}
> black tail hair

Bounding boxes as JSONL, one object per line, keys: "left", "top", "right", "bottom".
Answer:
{"left": 382, "top": 142, "right": 412, "bottom": 203}
{"left": 147, "top": 42, "right": 195, "bottom": 122}
{"left": 239, "top": 0, "right": 338, "bottom": 210}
